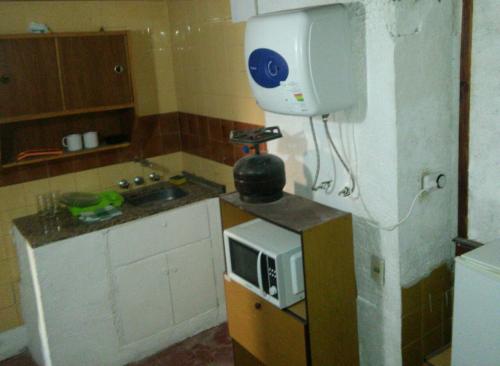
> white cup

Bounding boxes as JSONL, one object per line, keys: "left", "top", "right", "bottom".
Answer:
{"left": 83, "top": 131, "right": 99, "bottom": 149}
{"left": 62, "top": 134, "right": 83, "bottom": 152}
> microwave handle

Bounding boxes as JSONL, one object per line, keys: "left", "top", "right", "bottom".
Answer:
{"left": 256, "top": 252, "right": 264, "bottom": 295}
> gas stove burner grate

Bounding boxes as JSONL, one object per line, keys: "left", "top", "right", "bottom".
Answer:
{"left": 229, "top": 126, "right": 282, "bottom": 145}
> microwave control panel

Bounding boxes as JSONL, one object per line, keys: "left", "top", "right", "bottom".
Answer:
{"left": 267, "top": 257, "right": 278, "bottom": 299}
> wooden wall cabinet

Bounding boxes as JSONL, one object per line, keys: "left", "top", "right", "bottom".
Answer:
{"left": 220, "top": 192, "right": 360, "bottom": 366}
{"left": 58, "top": 35, "right": 133, "bottom": 110}
{"left": 0, "top": 38, "right": 63, "bottom": 118}
{"left": 0, "top": 32, "right": 136, "bottom": 169}
{"left": 0, "top": 32, "right": 134, "bottom": 123}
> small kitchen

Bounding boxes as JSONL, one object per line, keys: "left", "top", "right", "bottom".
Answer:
{"left": 0, "top": 1, "right": 499, "bottom": 366}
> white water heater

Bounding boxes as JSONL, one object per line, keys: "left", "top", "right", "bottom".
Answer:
{"left": 245, "top": 4, "right": 354, "bottom": 116}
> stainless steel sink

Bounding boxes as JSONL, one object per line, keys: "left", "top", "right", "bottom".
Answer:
{"left": 124, "top": 182, "right": 187, "bottom": 206}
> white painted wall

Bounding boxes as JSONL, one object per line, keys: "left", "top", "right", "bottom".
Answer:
{"left": 468, "top": 0, "right": 500, "bottom": 243}
{"left": 394, "top": 1, "right": 460, "bottom": 286}
{"left": 254, "top": 1, "right": 460, "bottom": 365}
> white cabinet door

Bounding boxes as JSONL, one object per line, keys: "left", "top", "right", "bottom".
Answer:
{"left": 34, "top": 231, "right": 120, "bottom": 366}
{"left": 108, "top": 202, "right": 210, "bottom": 267}
{"left": 168, "top": 239, "right": 218, "bottom": 324}
{"left": 113, "top": 253, "right": 174, "bottom": 345}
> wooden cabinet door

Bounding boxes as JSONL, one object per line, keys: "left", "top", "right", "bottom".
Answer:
{"left": 58, "top": 34, "right": 133, "bottom": 110}
{"left": 167, "top": 239, "right": 218, "bottom": 324}
{"left": 224, "top": 278, "right": 307, "bottom": 366}
{"left": 0, "top": 37, "right": 63, "bottom": 119}
{"left": 113, "top": 253, "right": 174, "bottom": 345}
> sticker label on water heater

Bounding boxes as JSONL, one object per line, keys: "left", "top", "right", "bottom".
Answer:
{"left": 282, "top": 81, "right": 305, "bottom": 102}
{"left": 281, "top": 81, "right": 308, "bottom": 112}
{"left": 293, "top": 93, "right": 305, "bottom": 102}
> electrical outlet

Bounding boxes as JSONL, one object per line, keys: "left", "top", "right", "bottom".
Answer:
{"left": 422, "top": 172, "right": 447, "bottom": 192}
{"left": 371, "top": 255, "right": 385, "bottom": 286}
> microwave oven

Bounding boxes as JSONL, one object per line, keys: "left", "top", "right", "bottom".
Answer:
{"left": 223, "top": 218, "right": 305, "bottom": 308}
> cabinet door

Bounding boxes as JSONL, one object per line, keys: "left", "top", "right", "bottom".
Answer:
{"left": 113, "top": 253, "right": 174, "bottom": 345}
{"left": 58, "top": 34, "right": 133, "bottom": 109}
{"left": 168, "top": 239, "right": 218, "bottom": 324}
{"left": 107, "top": 202, "right": 210, "bottom": 267}
{"left": 0, "top": 38, "right": 63, "bottom": 119}
{"left": 224, "top": 278, "right": 307, "bottom": 366}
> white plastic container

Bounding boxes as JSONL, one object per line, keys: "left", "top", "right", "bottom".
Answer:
{"left": 245, "top": 4, "right": 355, "bottom": 116}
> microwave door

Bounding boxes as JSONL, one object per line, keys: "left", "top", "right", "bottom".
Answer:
{"left": 256, "top": 252, "right": 264, "bottom": 295}
{"left": 229, "top": 238, "right": 261, "bottom": 288}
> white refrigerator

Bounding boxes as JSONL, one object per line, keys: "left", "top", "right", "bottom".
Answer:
{"left": 451, "top": 239, "right": 500, "bottom": 366}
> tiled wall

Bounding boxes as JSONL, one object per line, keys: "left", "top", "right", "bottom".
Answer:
{"left": 179, "top": 112, "right": 265, "bottom": 167}
{"left": 178, "top": 112, "right": 266, "bottom": 193}
{"left": 167, "top": 0, "right": 264, "bottom": 125}
{"left": 0, "top": 0, "right": 178, "bottom": 116}
{"left": 401, "top": 265, "right": 453, "bottom": 366}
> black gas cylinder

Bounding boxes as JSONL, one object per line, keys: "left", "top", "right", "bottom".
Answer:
{"left": 230, "top": 126, "right": 285, "bottom": 203}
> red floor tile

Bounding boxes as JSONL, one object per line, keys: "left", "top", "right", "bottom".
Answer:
{"left": 0, "top": 324, "right": 233, "bottom": 366}
{"left": 132, "top": 323, "right": 233, "bottom": 366}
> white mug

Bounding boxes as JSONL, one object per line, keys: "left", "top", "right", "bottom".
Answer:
{"left": 83, "top": 131, "right": 99, "bottom": 149}
{"left": 62, "top": 134, "right": 83, "bottom": 152}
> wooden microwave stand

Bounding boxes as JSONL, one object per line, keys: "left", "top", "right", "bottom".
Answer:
{"left": 220, "top": 192, "right": 360, "bottom": 366}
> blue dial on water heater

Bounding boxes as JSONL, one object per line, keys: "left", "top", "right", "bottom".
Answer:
{"left": 248, "top": 48, "right": 289, "bottom": 88}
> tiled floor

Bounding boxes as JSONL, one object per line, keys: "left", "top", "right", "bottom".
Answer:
{"left": 132, "top": 323, "right": 234, "bottom": 366}
{"left": 0, "top": 323, "right": 233, "bottom": 366}
{"left": 0, "top": 355, "right": 36, "bottom": 366}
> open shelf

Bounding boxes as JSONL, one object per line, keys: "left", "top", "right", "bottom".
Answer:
{"left": 1, "top": 142, "right": 131, "bottom": 169}
{"left": 0, "top": 103, "right": 135, "bottom": 125}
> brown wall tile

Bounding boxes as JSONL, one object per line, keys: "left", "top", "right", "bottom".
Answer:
{"left": 402, "top": 282, "right": 421, "bottom": 316}
{"left": 142, "top": 135, "right": 164, "bottom": 158}
{"left": 198, "top": 116, "right": 209, "bottom": 138}
{"left": 402, "top": 340, "right": 422, "bottom": 366}
{"left": 422, "top": 292, "right": 444, "bottom": 334}
{"left": 208, "top": 118, "right": 224, "bottom": 142}
{"left": 443, "top": 317, "right": 452, "bottom": 345}
{"left": 159, "top": 113, "right": 180, "bottom": 135}
{"left": 402, "top": 311, "right": 422, "bottom": 348}
{"left": 179, "top": 113, "right": 190, "bottom": 134}
{"left": 177, "top": 112, "right": 263, "bottom": 168}
{"left": 401, "top": 264, "right": 453, "bottom": 363}
{"left": 162, "top": 133, "right": 181, "bottom": 154}
{"left": 422, "top": 326, "right": 444, "bottom": 356}
{"left": 187, "top": 114, "right": 200, "bottom": 135}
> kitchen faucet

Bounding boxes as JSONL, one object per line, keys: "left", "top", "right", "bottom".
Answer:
{"left": 134, "top": 157, "right": 153, "bottom": 168}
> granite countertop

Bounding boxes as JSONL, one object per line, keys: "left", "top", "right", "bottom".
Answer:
{"left": 14, "top": 174, "right": 225, "bottom": 248}
{"left": 220, "top": 191, "right": 348, "bottom": 233}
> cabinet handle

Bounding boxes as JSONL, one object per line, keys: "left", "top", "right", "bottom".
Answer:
{"left": 0, "top": 75, "right": 10, "bottom": 84}
{"left": 254, "top": 302, "right": 262, "bottom": 310}
{"left": 114, "top": 64, "right": 125, "bottom": 74}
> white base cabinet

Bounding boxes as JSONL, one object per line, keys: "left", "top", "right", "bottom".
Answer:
{"left": 14, "top": 198, "right": 226, "bottom": 366}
